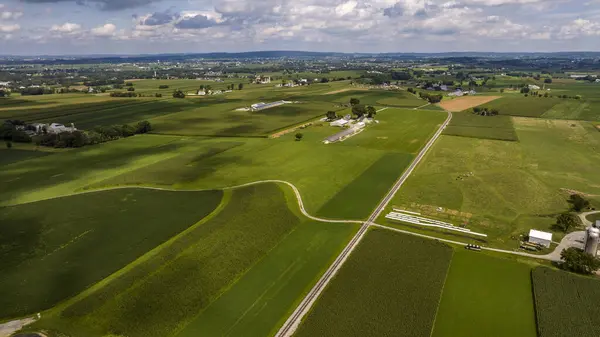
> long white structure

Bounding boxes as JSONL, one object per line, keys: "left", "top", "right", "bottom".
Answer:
{"left": 385, "top": 211, "right": 487, "bottom": 237}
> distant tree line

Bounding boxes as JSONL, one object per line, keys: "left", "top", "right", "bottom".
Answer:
{"left": 20, "top": 87, "right": 55, "bottom": 96}
{"left": 2, "top": 119, "right": 152, "bottom": 149}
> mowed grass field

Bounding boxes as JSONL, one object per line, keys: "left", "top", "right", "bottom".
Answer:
{"left": 391, "top": 117, "right": 600, "bottom": 248}
{"left": 0, "top": 188, "right": 222, "bottom": 319}
{"left": 532, "top": 267, "right": 600, "bottom": 337}
{"left": 295, "top": 229, "right": 453, "bottom": 337}
{"left": 432, "top": 250, "right": 537, "bottom": 337}
{"left": 443, "top": 112, "right": 518, "bottom": 141}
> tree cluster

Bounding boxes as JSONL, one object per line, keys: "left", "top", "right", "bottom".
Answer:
{"left": 172, "top": 89, "right": 186, "bottom": 98}
{"left": 472, "top": 107, "right": 499, "bottom": 116}
{"left": 20, "top": 87, "right": 54, "bottom": 96}
{"left": 568, "top": 194, "right": 590, "bottom": 212}
{"left": 554, "top": 212, "right": 580, "bottom": 233}
{"left": 110, "top": 92, "right": 139, "bottom": 97}
{"left": 0, "top": 89, "right": 11, "bottom": 97}
{"left": 560, "top": 247, "right": 600, "bottom": 275}
{"left": 33, "top": 121, "right": 152, "bottom": 148}
{"left": 419, "top": 92, "right": 443, "bottom": 103}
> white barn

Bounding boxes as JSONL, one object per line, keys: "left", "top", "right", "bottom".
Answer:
{"left": 528, "top": 229, "right": 552, "bottom": 248}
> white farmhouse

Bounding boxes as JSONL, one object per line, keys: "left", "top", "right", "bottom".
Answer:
{"left": 48, "top": 123, "right": 77, "bottom": 134}
{"left": 330, "top": 119, "right": 349, "bottom": 127}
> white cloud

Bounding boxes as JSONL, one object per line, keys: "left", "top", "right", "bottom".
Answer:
{"left": 0, "top": 24, "right": 20, "bottom": 33}
{"left": 91, "top": 23, "right": 117, "bottom": 37}
{"left": 51, "top": 22, "right": 82, "bottom": 33}
{"left": 464, "top": 0, "right": 545, "bottom": 5}
{"left": 1, "top": 11, "right": 23, "bottom": 20}
{"left": 558, "top": 19, "right": 600, "bottom": 39}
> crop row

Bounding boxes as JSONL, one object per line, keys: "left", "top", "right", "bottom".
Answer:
{"left": 532, "top": 267, "right": 600, "bottom": 337}
{"left": 295, "top": 228, "right": 453, "bottom": 337}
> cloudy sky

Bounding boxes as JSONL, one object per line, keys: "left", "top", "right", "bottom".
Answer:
{"left": 0, "top": 0, "right": 599, "bottom": 55}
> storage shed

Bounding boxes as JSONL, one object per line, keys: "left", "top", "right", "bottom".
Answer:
{"left": 528, "top": 229, "right": 553, "bottom": 248}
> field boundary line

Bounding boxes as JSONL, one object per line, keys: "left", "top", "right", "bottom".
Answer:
{"left": 4, "top": 180, "right": 364, "bottom": 225}
{"left": 274, "top": 111, "right": 453, "bottom": 337}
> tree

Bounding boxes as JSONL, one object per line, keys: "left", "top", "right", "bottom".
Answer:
{"left": 295, "top": 133, "right": 303, "bottom": 141}
{"left": 326, "top": 111, "right": 337, "bottom": 120}
{"left": 136, "top": 121, "right": 152, "bottom": 134}
{"left": 568, "top": 194, "right": 590, "bottom": 212}
{"left": 238, "top": 83, "right": 244, "bottom": 90}
{"left": 349, "top": 98, "right": 360, "bottom": 106}
{"left": 352, "top": 104, "right": 367, "bottom": 118}
{"left": 544, "top": 78, "right": 553, "bottom": 84}
{"left": 158, "top": 85, "right": 169, "bottom": 89}
{"left": 366, "top": 106, "right": 377, "bottom": 118}
{"left": 5, "top": 141, "right": 12, "bottom": 149}
{"left": 500, "top": 88, "right": 504, "bottom": 93}
{"left": 560, "top": 247, "right": 600, "bottom": 274}
{"left": 155, "top": 93, "right": 163, "bottom": 98}
{"left": 556, "top": 212, "right": 579, "bottom": 233}
{"left": 172, "top": 90, "right": 186, "bottom": 99}
{"left": 127, "top": 87, "right": 135, "bottom": 92}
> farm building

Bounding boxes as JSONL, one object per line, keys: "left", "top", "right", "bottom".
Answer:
{"left": 330, "top": 119, "right": 349, "bottom": 127}
{"left": 323, "top": 128, "right": 358, "bottom": 144}
{"left": 255, "top": 76, "right": 271, "bottom": 84}
{"left": 528, "top": 229, "right": 552, "bottom": 248}
{"left": 250, "top": 101, "right": 288, "bottom": 111}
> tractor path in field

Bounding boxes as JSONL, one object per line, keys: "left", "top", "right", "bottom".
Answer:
{"left": 371, "top": 223, "right": 574, "bottom": 262}
{"left": 274, "top": 110, "right": 454, "bottom": 337}
{"left": 5, "top": 180, "right": 364, "bottom": 225}
{"left": 579, "top": 210, "right": 600, "bottom": 226}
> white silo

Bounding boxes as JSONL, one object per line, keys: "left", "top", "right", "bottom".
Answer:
{"left": 584, "top": 223, "right": 600, "bottom": 256}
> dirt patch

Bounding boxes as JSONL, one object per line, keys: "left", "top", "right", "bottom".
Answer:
{"left": 560, "top": 188, "right": 598, "bottom": 197}
{"left": 270, "top": 122, "right": 313, "bottom": 139}
{"left": 322, "top": 88, "right": 369, "bottom": 95}
{"left": 439, "top": 96, "right": 502, "bottom": 112}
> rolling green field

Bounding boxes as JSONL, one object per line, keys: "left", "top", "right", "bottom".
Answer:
{"left": 31, "top": 183, "right": 300, "bottom": 337}
{"left": 0, "top": 188, "right": 222, "bottom": 319}
{"left": 481, "top": 96, "right": 559, "bottom": 118}
{"left": 316, "top": 153, "right": 413, "bottom": 219}
{"left": 0, "top": 97, "right": 196, "bottom": 129}
{"left": 0, "top": 148, "right": 54, "bottom": 166}
{"left": 174, "top": 220, "right": 358, "bottom": 337}
{"left": 391, "top": 117, "right": 600, "bottom": 248}
{"left": 432, "top": 250, "right": 537, "bottom": 337}
{"left": 443, "top": 112, "right": 518, "bottom": 141}
{"left": 532, "top": 267, "right": 600, "bottom": 337}
{"left": 302, "top": 89, "right": 424, "bottom": 108}
{"left": 340, "top": 108, "right": 446, "bottom": 153}
{"left": 295, "top": 229, "right": 453, "bottom": 337}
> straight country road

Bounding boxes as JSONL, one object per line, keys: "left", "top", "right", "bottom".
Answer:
{"left": 274, "top": 111, "right": 453, "bottom": 337}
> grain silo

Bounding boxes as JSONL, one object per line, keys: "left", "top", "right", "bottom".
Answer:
{"left": 584, "top": 221, "right": 600, "bottom": 256}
